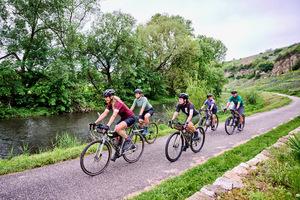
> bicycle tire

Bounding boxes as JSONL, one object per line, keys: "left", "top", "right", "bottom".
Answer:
{"left": 165, "top": 131, "right": 183, "bottom": 162}
{"left": 80, "top": 140, "right": 111, "bottom": 176}
{"left": 212, "top": 114, "right": 219, "bottom": 131}
{"left": 225, "top": 116, "right": 236, "bottom": 135}
{"left": 190, "top": 127, "right": 205, "bottom": 153}
{"left": 144, "top": 122, "right": 158, "bottom": 144}
{"left": 123, "top": 133, "right": 144, "bottom": 163}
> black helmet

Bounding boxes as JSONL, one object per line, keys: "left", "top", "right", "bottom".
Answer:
{"left": 207, "top": 93, "right": 213, "bottom": 98}
{"left": 178, "top": 93, "right": 189, "bottom": 99}
{"left": 103, "top": 89, "right": 115, "bottom": 97}
{"left": 231, "top": 90, "right": 238, "bottom": 94}
{"left": 134, "top": 88, "right": 143, "bottom": 94}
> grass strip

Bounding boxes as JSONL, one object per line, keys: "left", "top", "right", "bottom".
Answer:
{"left": 132, "top": 116, "right": 300, "bottom": 200}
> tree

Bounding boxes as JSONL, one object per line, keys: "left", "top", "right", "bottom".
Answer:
{"left": 85, "top": 11, "right": 138, "bottom": 87}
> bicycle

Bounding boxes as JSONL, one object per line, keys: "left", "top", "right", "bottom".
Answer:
{"left": 165, "top": 121, "right": 205, "bottom": 162}
{"left": 129, "top": 118, "right": 158, "bottom": 144}
{"left": 199, "top": 109, "right": 219, "bottom": 132}
{"left": 224, "top": 109, "right": 245, "bottom": 135}
{"left": 80, "top": 123, "right": 144, "bottom": 176}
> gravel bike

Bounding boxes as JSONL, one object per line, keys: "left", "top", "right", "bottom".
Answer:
{"left": 224, "top": 109, "right": 245, "bottom": 135}
{"left": 80, "top": 123, "right": 144, "bottom": 176}
{"left": 129, "top": 119, "right": 158, "bottom": 144}
{"left": 165, "top": 121, "right": 205, "bottom": 162}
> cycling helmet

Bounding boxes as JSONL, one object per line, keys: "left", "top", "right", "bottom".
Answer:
{"left": 231, "top": 90, "right": 238, "bottom": 94}
{"left": 134, "top": 88, "right": 143, "bottom": 94}
{"left": 207, "top": 93, "right": 213, "bottom": 98}
{"left": 103, "top": 89, "right": 115, "bottom": 97}
{"left": 178, "top": 93, "right": 189, "bottom": 99}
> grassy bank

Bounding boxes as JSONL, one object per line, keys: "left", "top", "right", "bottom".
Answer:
{"left": 132, "top": 116, "right": 300, "bottom": 200}
{"left": 0, "top": 96, "right": 175, "bottom": 119}
{"left": 226, "top": 70, "right": 300, "bottom": 97}
{"left": 220, "top": 132, "right": 300, "bottom": 200}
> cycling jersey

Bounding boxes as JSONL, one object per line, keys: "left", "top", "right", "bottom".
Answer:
{"left": 131, "top": 96, "right": 153, "bottom": 111}
{"left": 107, "top": 100, "right": 134, "bottom": 121}
{"left": 228, "top": 95, "right": 244, "bottom": 107}
{"left": 175, "top": 103, "right": 199, "bottom": 117}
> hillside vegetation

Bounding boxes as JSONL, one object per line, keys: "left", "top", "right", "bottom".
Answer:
{"left": 224, "top": 43, "right": 300, "bottom": 79}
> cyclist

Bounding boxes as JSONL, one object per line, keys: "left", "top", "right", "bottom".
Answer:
{"left": 201, "top": 94, "right": 218, "bottom": 128}
{"left": 93, "top": 89, "right": 136, "bottom": 161}
{"left": 171, "top": 93, "right": 201, "bottom": 150}
{"left": 130, "top": 89, "right": 154, "bottom": 135}
{"left": 224, "top": 90, "right": 244, "bottom": 130}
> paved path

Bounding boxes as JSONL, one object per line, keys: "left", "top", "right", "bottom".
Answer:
{"left": 1, "top": 95, "right": 300, "bottom": 200}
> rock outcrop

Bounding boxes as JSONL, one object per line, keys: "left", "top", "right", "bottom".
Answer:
{"left": 272, "top": 53, "right": 300, "bottom": 76}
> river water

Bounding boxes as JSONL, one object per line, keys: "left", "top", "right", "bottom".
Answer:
{"left": 0, "top": 103, "right": 174, "bottom": 158}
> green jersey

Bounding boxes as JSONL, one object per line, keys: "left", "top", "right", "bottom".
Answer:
{"left": 228, "top": 95, "right": 244, "bottom": 107}
{"left": 131, "top": 96, "right": 153, "bottom": 111}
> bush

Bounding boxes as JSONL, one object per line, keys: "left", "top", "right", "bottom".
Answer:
{"left": 256, "top": 60, "right": 274, "bottom": 72}
{"left": 292, "top": 60, "right": 300, "bottom": 71}
{"left": 288, "top": 134, "right": 300, "bottom": 159}
{"left": 53, "top": 133, "right": 81, "bottom": 149}
{"left": 240, "top": 90, "right": 262, "bottom": 105}
{"left": 185, "top": 79, "right": 209, "bottom": 109}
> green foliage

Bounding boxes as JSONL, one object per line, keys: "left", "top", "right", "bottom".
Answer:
{"left": 240, "top": 90, "right": 263, "bottom": 105}
{"left": 186, "top": 79, "right": 208, "bottom": 109}
{"left": 53, "top": 132, "right": 81, "bottom": 149}
{"left": 289, "top": 134, "right": 300, "bottom": 159}
{"left": 292, "top": 60, "right": 300, "bottom": 71}
{"left": 0, "top": 4, "right": 227, "bottom": 118}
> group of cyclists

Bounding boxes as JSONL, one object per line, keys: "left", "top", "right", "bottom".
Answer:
{"left": 92, "top": 88, "right": 245, "bottom": 161}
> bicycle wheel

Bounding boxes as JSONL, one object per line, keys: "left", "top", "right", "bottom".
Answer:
{"left": 144, "top": 122, "right": 158, "bottom": 144}
{"left": 191, "top": 127, "right": 205, "bottom": 153}
{"left": 200, "top": 116, "right": 209, "bottom": 132}
{"left": 80, "top": 140, "right": 111, "bottom": 176}
{"left": 123, "top": 133, "right": 144, "bottom": 163}
{"left": 225, "top": 116, "right": 236, "bottom": 135}
{"left": 165, "top": 132, "right": 184, "bottom": 162}
{"left": 211, "top": 115, "right": 219, "bottom": 131}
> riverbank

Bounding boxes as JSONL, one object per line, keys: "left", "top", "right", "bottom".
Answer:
{"left": 0, "top": 97, "right": 176, "bottom": 119}
{"left": 0, "top": 93, "right": 293, "bottom": 175}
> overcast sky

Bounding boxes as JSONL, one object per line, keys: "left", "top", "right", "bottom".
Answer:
{"left": 100, "top": 0, "right": 300, "bottom": 60}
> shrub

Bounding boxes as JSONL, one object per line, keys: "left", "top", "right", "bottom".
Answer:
{"left": 288, "top": 134, "right": 300, "bottom": 159}
{"left": 292, "top": 60, "right": 300, "bottom": 71}
{"left": 185, "top": 79, "right": 209, "bottom": 109}
{"left": 240, "top": 90, "right": 262, "bottom": 105}
{"left": 53, "top": 132, "right": 81, "bottom": 149}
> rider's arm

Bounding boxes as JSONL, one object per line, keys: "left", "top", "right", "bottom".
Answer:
{"left": 139, "top": 100, "right": 147, "bottom": 116}
{"left": 210, "top": 104, "right": 214, "bottom": 111}
{"left": 236, "top": 102, "right": 240, "bottom": 110}
{"left": 95, "top": 109, "right": 110, "bottom": 124}
{"left": 186, "top": 109, "right": 193, "bottom": 123}
{"left": 171, "top": 111, "right": 179, "bottom": 121}
{"left": 130, "top": 99, "right": 136, "bottom": 111}
{"left": 107, "top": 109, "right": 119, "bottom": 127}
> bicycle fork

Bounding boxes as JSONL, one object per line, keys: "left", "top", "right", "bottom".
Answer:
{"left": 95, "top": 137, "right": 106, "bottom": 160}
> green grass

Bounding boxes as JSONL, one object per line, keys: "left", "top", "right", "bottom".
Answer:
{"left": 0, "top": 107, "right": 54, "bottom": 119}
{"left": 220, "top": 133, "right": 300, "bottom": 200}
{"left": 226, "top": 70, "right": 300, "bottom": 97}
{"left": 131, "top": 116, "right": 300, "bottom": 200}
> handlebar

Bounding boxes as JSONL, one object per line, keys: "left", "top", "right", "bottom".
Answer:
{"left": 168, "top": 121, "right": 185, "bottom": 130}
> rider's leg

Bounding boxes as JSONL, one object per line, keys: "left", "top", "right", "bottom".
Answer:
{"left": 237, "top": 106, "right": 244, "bottom": 124}
{"left": 144, "top": 113, "right": 151, "bottom": 126}
{"left": 115, "top": 121, "right": 128, "bottom": 139}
